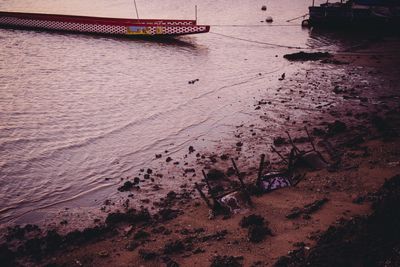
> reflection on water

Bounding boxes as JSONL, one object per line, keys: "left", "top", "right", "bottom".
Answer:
{"left": 0, "top": 0, "right": 346, "bottom": 225}
{"left": 308, "top": 25, "right": 400, "bottom": 52}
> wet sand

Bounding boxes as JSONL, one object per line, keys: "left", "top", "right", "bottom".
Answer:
{"left": 1, "top": 37, "right": 400, "bottom": 267}
{"left": 0, "top": 0, "right": 319, "bottom": 224}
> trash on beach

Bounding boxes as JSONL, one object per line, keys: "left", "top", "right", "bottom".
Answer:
{"left": 256, "top": 127, "right": 328, "bottom": 193}
{"left": 195, "top": 160, "right": 253, "bottom": 216}
{"left": 266, "top": 16, "right": 273, "bottom": 23}
{"left": 259, "top": 172, "right": 292, "bottom": 192}
{"left": 261, "top": 5, "right": 267, "bottom": 11}
{"left": 281, "top": 127, "right": 329, "bottom": 170}
{"left": 255, "top": 153, "right": 294, "bottom": 194}
{"left": 195, "top": 127, "right": 329, "bottom": 215}
{"left": 220, "top": 191, "right": 245, "bottom": 214}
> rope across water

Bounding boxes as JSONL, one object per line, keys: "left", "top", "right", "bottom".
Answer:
{"left": 209, "top": 30, "right": 394, "bottom": 55}
{"left": 209, "top": 31, "right": 313, "bottom": 50}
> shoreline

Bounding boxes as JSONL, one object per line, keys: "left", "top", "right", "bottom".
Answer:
{"left": 1, "top": 37, "right": 400, "bottom": 267}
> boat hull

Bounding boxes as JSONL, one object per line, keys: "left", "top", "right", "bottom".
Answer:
{"left": 307, "top": 3, "right": 400, "bottom": 29}
{"left": 0, "top": 11, "right": 210, "bottom": 36}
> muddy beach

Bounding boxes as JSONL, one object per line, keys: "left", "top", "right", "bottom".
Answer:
{"left": 2, "top": 36, "right": 400, "bottom": 267}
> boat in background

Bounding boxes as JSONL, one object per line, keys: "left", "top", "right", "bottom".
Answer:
{"left": 0, "top": 11, "right": 210, "bottom": 37}
{"left": 303, "top": 0, "right": 400, "bottom": 28}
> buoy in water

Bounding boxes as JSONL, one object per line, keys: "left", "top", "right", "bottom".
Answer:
{"left": 261, "top": 5, "right": 267, "bottom": 11}
{"left": 301, "top": 19, "right": 310, "bottom": 27}
{"left": 266, "top": 16, "right": 273, "bottom": 23}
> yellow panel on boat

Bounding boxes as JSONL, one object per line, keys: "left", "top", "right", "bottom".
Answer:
{"left": 126, "top": 26, "right": 150, "bottom": 35}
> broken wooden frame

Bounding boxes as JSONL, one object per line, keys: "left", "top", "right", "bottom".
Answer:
{"left": 258, "top": 126, "right": 329, "bottom": 192}
{"left": 195, "top": 161, "right": 253, "bottom": 214}
{"left": 271, "top": 127, "right": 328, "bottom": 171}
{"left": 195, "top": 127, "right": 329, "bottom": 210}
{"left": 257, "top": 152, "right": 298, "bottom": 193}
{"left": 230, "top": 158, "right": 253, "bottom": 206}
{"left": 286, "top": 126, "right": 328, "bottom": 165}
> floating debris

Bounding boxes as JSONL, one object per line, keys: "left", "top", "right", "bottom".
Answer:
{"left": 283, "top": 52, "right": 332, "bottom": 61}
{"left": 188, "top": 78, "right": 199, "bottom": 84}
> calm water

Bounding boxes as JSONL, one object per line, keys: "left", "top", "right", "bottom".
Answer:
{"left": 0, "top": 0, "right": 336, "bottom": 225}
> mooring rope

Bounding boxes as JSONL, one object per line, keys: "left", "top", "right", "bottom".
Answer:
{"left": 208, "top": 31, "right": 395, "bottom": 55}
{"left": 210, "top": 24, "right": 302, "bottom": 27}
{"left": 286, "top": 13, "right": 309, "bottom": 23}
{"left": 209, "top": 31, "right": 310, "bottom": 49}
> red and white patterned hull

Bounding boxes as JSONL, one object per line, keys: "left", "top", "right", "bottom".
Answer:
{"left": 0, "top": 11, "right": 210, "bottom": 36}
